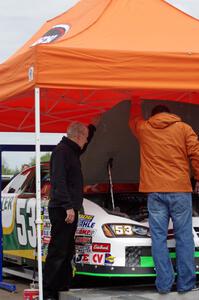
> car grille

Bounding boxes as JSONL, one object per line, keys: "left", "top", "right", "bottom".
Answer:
{"left": 125, "top": 246, "right": 143, "bottom": 267}
{"left": 125, "top": 246, "right": 177, "bottom": 268}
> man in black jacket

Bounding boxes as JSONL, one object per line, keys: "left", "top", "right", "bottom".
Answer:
{"left": 43, "top": 122, "right": 96, "bottom": 300}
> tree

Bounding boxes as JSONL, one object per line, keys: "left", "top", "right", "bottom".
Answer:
{"left": 2, "top": 159, "right": 15, "bottom": 175}
{"left": 29, "top": 152, "right": 51, "bottom": 166}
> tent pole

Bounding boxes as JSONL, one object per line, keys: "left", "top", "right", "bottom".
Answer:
{"left": 35, "top": 87, "right": 43, "bottom": 300}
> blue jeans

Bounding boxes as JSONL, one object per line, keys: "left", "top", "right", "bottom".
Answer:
{"left": 148, "top": 192, "right": 196, "bottom": 292}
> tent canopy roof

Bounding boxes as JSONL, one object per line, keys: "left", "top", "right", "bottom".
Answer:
{"left": 13, "top": 0, "right": 199, "bottom": 54}
{"left": 0, "top": 0, "right": 199, "bottom": 133}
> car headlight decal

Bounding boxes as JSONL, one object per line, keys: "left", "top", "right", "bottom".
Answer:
{"left": 102, "top": 224, "right": 114, "bottom": 237}
{"left": 102, "top": 223, "right": 150, "bottom": 238}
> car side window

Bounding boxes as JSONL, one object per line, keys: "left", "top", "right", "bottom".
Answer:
{"left": 6, "top": 170, "right": 32, "bottom": 194}
{"left": 4, "top": 165, "right": 50, "bottom": 195}
{"left": 28, "top": 167, "right": 50, "bottom": 195}
{"left": 22, "top": 171, "right": 35, "bottom": 194}
{"left": 41, "top": 169, "right": 51, "bottom": 197}
{"left": 41, "top": 170, "right": 50, "bottom": 184}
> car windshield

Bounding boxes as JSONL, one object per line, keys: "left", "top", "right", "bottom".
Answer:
{"left": 30, "top": 165, "right": 50, "bottom": 194}
{"left": 5, "top": 170, "right": 32, "bottom": 194}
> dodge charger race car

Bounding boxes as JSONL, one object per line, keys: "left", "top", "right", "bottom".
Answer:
{"left": 2, "top": 163, "right": 199, "bottom": 278}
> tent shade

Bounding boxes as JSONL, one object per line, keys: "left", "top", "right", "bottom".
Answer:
{"left": 0, "top": 0, "right": 199, "bottom": 133}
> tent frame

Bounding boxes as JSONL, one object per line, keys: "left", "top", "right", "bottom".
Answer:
{"left": 35, "top": 87, "right": 43, "bottom": 300}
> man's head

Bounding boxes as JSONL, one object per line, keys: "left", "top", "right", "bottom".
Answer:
{"left": 67, "top": 122, "right": 88, "bottom": 149}
{"left": 21, "top": 164, "right": 29, "bottom": 172}
{"left": 151, "top": 105, "right": 170, "bottom": 117}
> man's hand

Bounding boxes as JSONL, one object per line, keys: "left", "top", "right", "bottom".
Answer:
{"left": 130, "top": 97, "right": 142, "bottom": 119}
{"left": 194, "top": 181, "right": 199, "bottom": 195}
{"left": 65, "top": 208, "right": 75, "bottom": 223}
{"left": 129, "top": 97, "right": 143, "bottom": 137}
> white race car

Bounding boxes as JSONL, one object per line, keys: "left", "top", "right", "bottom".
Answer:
{"left": 2, "top": 163, "right": 199, "bottom": 278}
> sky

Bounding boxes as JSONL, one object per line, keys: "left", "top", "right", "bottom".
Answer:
{"left": 0, "top": 0, "right": 199, "bottom": 169}
{"left": 0, "top": 0, "right": 79, "bottom": 170}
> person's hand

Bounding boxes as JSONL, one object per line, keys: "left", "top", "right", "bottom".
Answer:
{"left": 131, "top": 96, "right": 141, "bottom": 104}
{"left": 65, "top": 208, "right": 75, "bottom": 223}
{"left": 129, "top": 96, "right": 142, "bottom": 122}
{"left": 194, "top": 181, "right": 199, "bottom": 195}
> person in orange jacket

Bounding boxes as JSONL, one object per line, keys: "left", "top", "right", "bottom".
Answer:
{"left": 129, "top": 99, "right": 199, "bottom": 294}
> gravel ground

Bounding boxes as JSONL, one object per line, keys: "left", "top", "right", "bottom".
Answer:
{"left": 1, "top": 275, "right": 198, "bottom": 300}
{"left": 0, "top": 277, "right": 30, "bottom": 300}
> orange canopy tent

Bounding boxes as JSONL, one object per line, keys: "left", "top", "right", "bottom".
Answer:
{"left": 0, "top": 0, "right": 199, "bottom": 133}
{"left": 1, "top": 1, "right": 199, "bottom": 298}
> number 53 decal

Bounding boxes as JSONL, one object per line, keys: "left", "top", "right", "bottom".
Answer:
{"left": 16, "top": 198, "right": 36, "bottom": 248}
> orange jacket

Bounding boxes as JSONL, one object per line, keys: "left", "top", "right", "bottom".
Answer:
{"left": 129, "top": 103, "right": 199, "bottom": 192}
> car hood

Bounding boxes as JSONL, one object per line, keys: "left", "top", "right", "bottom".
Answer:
{"left": 81, "top": 101, "right": 140, "bottom": 185}
{"left": 81, "top": 100, "right": 199, "bottom": 185}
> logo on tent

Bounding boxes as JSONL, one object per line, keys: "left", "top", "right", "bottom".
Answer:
{"left": 31, "top": 24, "right": 70, "bottom": 47}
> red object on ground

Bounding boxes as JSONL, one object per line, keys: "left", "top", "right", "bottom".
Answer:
{"left": 23, "top": 288, "right": 39, "bottom": 300}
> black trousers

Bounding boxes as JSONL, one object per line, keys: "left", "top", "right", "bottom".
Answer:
{"left": 43, "top": 207, "right": 78, "bottom": 299}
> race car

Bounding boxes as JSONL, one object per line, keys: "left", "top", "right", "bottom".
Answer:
{"left": 1, "top": 174, "right": 13, "bottom": 190}
{"left": 2, "top": 162, "right": 199, "bottom": 278}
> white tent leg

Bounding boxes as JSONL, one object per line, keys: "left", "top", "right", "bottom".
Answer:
{"left": 35, "top": 87, "right": 43, "bottom": 300}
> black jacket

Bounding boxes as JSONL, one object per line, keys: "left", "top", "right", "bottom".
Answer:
{"left": 49, "top": 125, "right": 95, "bottom": 210}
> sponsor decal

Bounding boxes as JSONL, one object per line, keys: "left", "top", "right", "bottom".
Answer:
{"left": 42, "top": 245, "right": 49, "bottom": 257}
{"left": 79, "top": 214, "right": 94, "bottom": 220}
{"left": 133, "top": 226, "right": 149, "bottom": 236}
{"left": 42, "top": 236, "right": 51, "bottom": 244}
{"left": 75, "top": 245, "right": 91, "bottom": 254}
{"left": 76, "top": 228, "right": 94, "bottom": 236}
{"left": 105, "top": 253, "right": 115, "bottom": 265}
{"left": 78, "top": 214, "right": 95, "bottom": 228}
{"left": 91, "top": 253, "right": 105, "bottom": 265}
{"left": 3, "top": 198, "right": 37, "bottom": 248}
{"left": 42, "top": 228, "right": 51, "bottom": 237}
{"left": 2, "top": 196, "right": 13, "bottom": 210}
{"left": 92, "top": 243, "right": 111, "bottom": 253}
{"left": 75, "top": 253, "right": 90, "bottom": 264}
{"left": 2, "top": 199, "right": 50, "bottom": 256}
{"left": 2, "top": 196, "right": 16, "bottom": 235}
{"left": 111, "top": 224, "right": 134, "bottom": 236}
{"left": 75, "top": 235, "right": 92, "bottom": 245}
{"left": 31, "top": 24, "right": 70, "bottom": 46}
